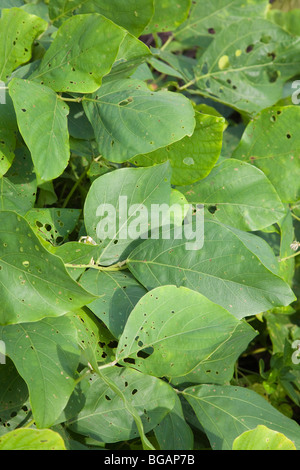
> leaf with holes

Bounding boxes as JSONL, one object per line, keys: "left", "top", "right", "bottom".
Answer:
{"left": 83, "top": 79, "right": 195, "bottom": 163}
{"left": 9, "top": 78, "right": 70, "bottom": 182}
{"left": 83, "top": 162, "right": 172, "bottom": 266}
{"left": 48, "top": 0, "right": 154, "bottom": 36}
{"left": 66, "top": 367, "right": 176, "bottom": 443}
{"left": 174, "top": 0, "right": 269, "bottom": 46}
{"left": 131, "top": 112, "right": 226, "bottom": 186}
{"left": 0, "top": 428, "right": 66, "bottom": 450}
{"left": 0, "top": 7, "right": 47, "bottom": 81}
{"left": 194, "top": 18, "right": 300, "bottom": 113}
{"left": 116, "top": 285, "right": 256, "bottom": 377}
{"left": 0, "top": 315, "right": 81, "bottom": 428}
{"left": 127, "top": 220, "right": 295, "bottom": 318}
{"left": 30, "top": 14, "right": 127, "bottom": 93}
{"left": 232, "top": 425, "right": 297, "bottom": 450}
{"left": 233, "top": 106, "right": 300, "bottom": 203}
{"left": 0, "top": 211, "right": 97, "bottom": 325}
{"left": 181, "top": 159, "right": 286, "bottom": 231}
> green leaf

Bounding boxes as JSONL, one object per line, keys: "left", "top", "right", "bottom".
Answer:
{"left": 154, "top": 394, "right": 194, "bottom": 450}
{"left": 183, "top": 384, "right": 300, "bottom": 450}
{"left": 116, "top": 285, "right": 256, "bottom": 377}
{"left": 83, "top": 79, "right": 195, "bottom": 163}
{"left": 30, "top": 14, "right": 127, "bottom": 93}
{"left": 175, "top": 0, "right": 269, "bottom": 46}
{"left": 83, "top": 162, "right": 172, "bottom": 266}
{"left": 66, "top": 367, "right": 176, "bottom": 444}
{"left": 171, "top": 320, "right": 257, "bottom": 386}
{"left": 0, "top": 428, "right": 66, "bottom": 450}
{"left": 49, "top": 0, "right": 154, "bottom": 36}
{"left": 181, "top": 159, "right": 286, "bottom": 231}
{"left": 68, "top": 309, "right": 116, "bottom": 371}
{"left": 0, "top": 7, "right": 47, "bottom": 81}
{"left": 0, "top": 1, "right": 24, "bottom": 14}
{"left": 233, "top": 106, "right": 300, "bottom": 203}
{"left": 127, "top": 220, "right": 295, "bottom": 318}
{"left": 0, "top": 90, "right": 18, "bottom": 177}
{"left": 232, "top": 424, "right": 297, "bottom": 450}
{"left": 0, "top": 316, "right": 81, "bottom": 428}
{"left": 0, "top": 211, "right": 96, "bottom": 325}
{"left": 9, "top": 78, "right": 70, "bottom": 182}
{"left": 79, "top": 270, "right": 147, "bottom": 339}
{"left": 24, "top": 208, "right": 81, "bottom": 246}
{"left": 0, "top": 357, "right": 28, "bottom": 433}
{"left": 143, "top": 0, "right": 191, "bottom": 34}
{"left": 194, "top": 19, "right": 300, "bottom": 114}
{"left": 131, "top": 112, "right": 225, "bottom": 186}
{"left": 0, "top": 147, "right": 37, "bottom": 215}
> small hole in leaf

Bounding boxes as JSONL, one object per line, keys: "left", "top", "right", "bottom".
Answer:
{"left": 208, "top": 28, "right": 215, "bottom": 34}
{"left": 208, "top": 205, "right": 217, "bottom": 214}
{"left": 287, "top": 133, "right": 292, "bottom": 139}
{"left": 245, "top": 45, "right": 254, "bottom": 53}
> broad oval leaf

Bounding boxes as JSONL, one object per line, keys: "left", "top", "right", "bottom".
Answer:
{"left": 232, "top": 425, "right": 296, "bottom": 450}
{"left": 0, "top": 428, "right": 66, "bottom": 450}
{"left": 83, "top": 79, "right": 195, "bottom": 163}
{"left": 116, "top": 285, "right": 256, "bottom": 377}
{"left": 83, "top": 162, "right": 172, "bottom": 266}
{"left": 194, "top": 18, "right": 300, "bottom": 114}
{"left": 49, "top": 0, "right": 154, "bottom": 36}
{"left": 127, "top": 220, "right": 295, "bottom": 318}
{"left": 66, "top": 367, "right": 176, "bottom": 443}
{"left": 30, "top": 14, "right": 127, "bottom": 93}
{"left": 0, "top": 316, "right": 81, "bottom": 428}
{"left": 0, "top": 7, "right": 47, "bottom": 81}
{"left": 0, "top": 211, "right": 96, "bottom": 325}
{"left": 181, "top": 159, "right": 286, "bottom": 231}
{"left": 9, "top": 78, "right": 70, "bottom": 182}
{"left": 233, "top": 106, "right": 300, "bottom": 203}
{"left": 183, "top": 384, "right": 300, "bottom": 450}
{"left": 175, "top": 0, "right": 268, "bottom": 46}
{"left": 131, "top": 112, "right": 226, "bottom": 186}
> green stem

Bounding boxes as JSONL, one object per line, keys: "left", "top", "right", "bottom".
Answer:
{"left": 279, "top": 251, "right": 300, "bottom": 262}
{"left": 62, "top": 165, "right": 89, "bottom": 208}
{"left": 58, "top": 96, "right": 83, "bottom": 103}
{"left": 160, "top": 34, "right": 174, "bottom": 51}
{"left": 291, "top": 212, "right": 300, "bottom": 222}
{"left": 65, "top": 260, "right": 128, "bottom": 271}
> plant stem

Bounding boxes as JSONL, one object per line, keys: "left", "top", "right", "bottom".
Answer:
{"left": 65, "top": 260, "right": 128, "bottom": 271}
{"left": 62, "top": 165, "right": 89, "bottom": 208}
{"left": 291, "top": 212, "right": 300, "bottom": 222}
{"left": 58, "top": 95, "right": 83, "bottom": 103}
{"left": 160, "top": 34, "right": 174, "bottom": 51}
{"left": 279, "top": 251, "right": 300, "bottom": 262}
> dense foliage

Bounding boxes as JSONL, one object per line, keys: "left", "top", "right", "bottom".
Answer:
{"left": 1, "top": 0, "right": 300, "bottom": 451}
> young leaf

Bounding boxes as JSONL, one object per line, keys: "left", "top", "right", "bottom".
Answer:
{"left": 0, "top": 428, "right": 66, "bottom": 450}
{"left": 116, "top": 285, "right": 256, "bottom": 377}
{"left": 232, "top": 425, "right": 296, "bottom": 450}
{"left": 9, "top": 78, "right": 70, "bottom": 182}
{"left": 0, "top": 316, "right": 81, "bottom": 428}
{"left": 83, "top": 162, "right": 172, "bottom": 266}
{"left": 49, "top": 0, "right": 154, "bottom": 36}
{"left": 127, "top": 220, "right": 295, "bottom": 318}
{"left": 83, "top": 79, "right": 195, "bottom": 163}
{"left": 131, "top": 112, "right": 225, "bottom": 186}
{"left": 0, "top": 211, "right": 97, "bottom": 325}
{"left": 183, "top": 384, "right": 300, "bottom": 450}
{"left": 30, "top": 14, "right": 127, "bottom": 93}
{"left": 181, "top": 159, "right": 286, "bottom": 231}
{"left": 194, "top": 19, "right": 300, "bottom": 113}
{"left": 0, "top": 7, "right": 47, "bottom": 81}
{"left": 233, "top": 106, "right": 300, "bottom": 203}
